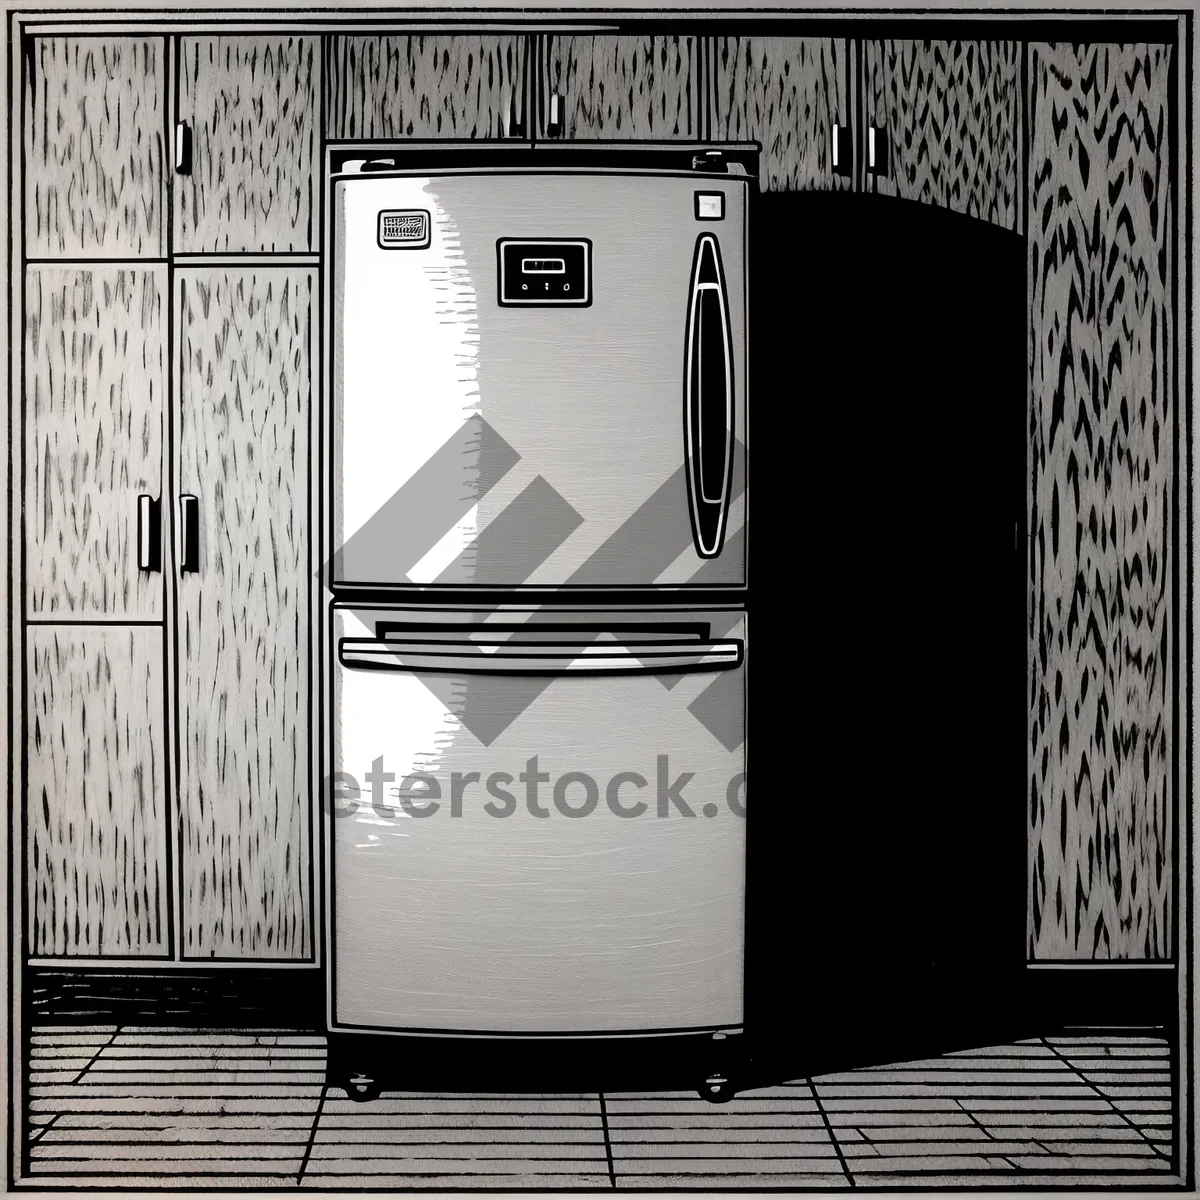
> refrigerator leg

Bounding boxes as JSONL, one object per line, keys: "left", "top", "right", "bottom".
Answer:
{"left": 698, "top": 1069, "right": 738, "bottom": 1104}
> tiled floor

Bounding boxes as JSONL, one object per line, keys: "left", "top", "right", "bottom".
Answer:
{"left": 23, "top": 1028, "right": 1178, "bottom": 1188}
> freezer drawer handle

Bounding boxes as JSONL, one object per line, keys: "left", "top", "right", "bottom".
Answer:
{"left": 339, "top": 637, "right": 743, "bottom": 676}
{"left": 684, "top": 233, "right": 735, "bottom": 559}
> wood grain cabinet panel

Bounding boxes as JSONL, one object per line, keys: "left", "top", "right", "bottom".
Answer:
{"left": 24, "top": 36, "right": 165, "bottom": 258}
{"left": 27, "top": 625, "right": 169, "bottom": 958}
{"left": 176, "top": 36, "right": 319, "bottom": 253}
{"left": 537, "top": 35, "right": 700, "bottom": 140}
{"left": 175, "top": 267, "right": 312, "bottom": 960}
{"left": 1027, "top": 43, "right": 1173, "bottom": 960}
{"left": 325, "top": 35, "right": 526, "bottom": 139}
{"left": 864, "top": 40, "right": 1022, "bottom": 231}
{"left": 25, "top": 267, "right": 165, "bottom": 619}
{"left": 712, "top": 37, "right": 854, "bottom": 192}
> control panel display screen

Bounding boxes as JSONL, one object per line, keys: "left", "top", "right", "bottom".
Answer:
{"left": 498, "top": 240, "right": 591, "bottom": 306}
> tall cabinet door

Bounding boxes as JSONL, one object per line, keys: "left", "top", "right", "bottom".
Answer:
{"left": 175, "top": 267, "right": 314, "bottom": 960}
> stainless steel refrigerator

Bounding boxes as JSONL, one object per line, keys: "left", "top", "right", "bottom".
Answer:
{"left": 325, "top": 147, "right": 754, "bottom": 1098}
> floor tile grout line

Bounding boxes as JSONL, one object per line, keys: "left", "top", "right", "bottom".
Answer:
{"left": 296, "top": 1083, "right": 328, "bottom": 1185}
{"left": 808, "top": 1078, "right": 855, "bottom": 1188}
{"left": 953, "top": 1097, "right": 998, "bottom": 1142}
{"left": 26, "top": 1112, "right": 59, "bottom": 1148}
{"left": 598, "top": 1093, "right": 617, "bottom": 1188}
{"left": 71, "top": 1026, "right": 123, "bottom": 1086}
{"left": 1039, "top": 1038, "right": 1171, "bottom": 1162}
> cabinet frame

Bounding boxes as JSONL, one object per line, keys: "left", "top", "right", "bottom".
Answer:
{"left": 4, "top": 28, "right": 1192, "bottom": 1190}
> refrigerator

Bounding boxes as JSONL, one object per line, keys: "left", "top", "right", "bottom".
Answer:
{"left": 325, "top": 147, "right": 754, "bottom": 1100}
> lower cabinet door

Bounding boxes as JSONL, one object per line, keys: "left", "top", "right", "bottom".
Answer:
{"left": 175, "top": 266, "right": 313, "bottom": 960}
{"left": 27, "top": 625, "right": 170, "bottom": 958}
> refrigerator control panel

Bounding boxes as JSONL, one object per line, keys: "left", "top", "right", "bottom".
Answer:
{"left": 498, "top": 239, "right": 591, "bottom": 307}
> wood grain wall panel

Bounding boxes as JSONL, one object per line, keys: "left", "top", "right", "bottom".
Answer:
{"left": 712, "top": 37, "right": 853, "bottom": 192}
{"left": 176, "top": 36, "right": 318, "bottom": 253}
{"left": 24, "top": 37, "right": 165, "bottom": 258}
{"left": 538, "top": 35, "right": 700, "bottom": 140}
{"left": 176, "top": 267, "right": 312, "bottom": 960}
{"left": 25, "top": 267, "right": 165, "bottom": 619}
{"left": 864, "top": 40, "right": 1021, "bottom": 231}
{"left": 325, "top": 35, "right": 525, "bottom": 140}
{"left": 1028, "top": 43, "right": 1173, "bottom": 959}
{"left": 27, "top": 626, "right": 168, "bottom": 957}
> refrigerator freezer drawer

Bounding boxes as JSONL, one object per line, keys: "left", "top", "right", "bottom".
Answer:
{"left": 330, "top": 605, "right": 748, "bottom": 1035}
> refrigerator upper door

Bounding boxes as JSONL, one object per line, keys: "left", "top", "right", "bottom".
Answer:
{"left": 332, "top": 171, "right": 747, "bottom": 590}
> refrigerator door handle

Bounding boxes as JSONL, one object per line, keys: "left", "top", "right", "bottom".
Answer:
{"left": 684, "top": 233, "right": 735, "bottom": 559}
{"left": 339, "top": 637, "right": 742, "bottom": 676}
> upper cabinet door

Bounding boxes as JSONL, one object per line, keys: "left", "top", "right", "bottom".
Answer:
{"left": 536, "top": 35, "right": 701, "bottom": 140}
{"left": 24, "top": 37, "right": 166, "bottom": 258}
{"left": 863, "top": 41, "right": 1022, "bottom": 231}
{"left": 326, "top": 35, "right": 528, "bottom": 140}
{"left": 175, "top": 36, "right": 319, "bottom": 253}
{"left": 25, "top": 266, "right": 166, "bottom": 619}
{"left": 713, "top": 37, "right": 854, "bottom": 192}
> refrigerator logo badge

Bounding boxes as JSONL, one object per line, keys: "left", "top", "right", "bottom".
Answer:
{"left": 377, "top": 210, "right": 431, "bottom": 249}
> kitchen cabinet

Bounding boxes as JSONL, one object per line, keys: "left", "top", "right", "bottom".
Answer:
{"left": 1026, "top": 42, "right": 1174, "bottom": 960}
{"left": 12, "top": 14, "right": 1184, "bottom": 986}
{"left": 24, "top": 36, "right": 166, "bottom": 258}
{"left": 175, "top": 266, "right": 313, "bottom": 960}
{"left": 862, "top": 40, "right": 1022, "bottom": 231}
{"left": 712, "top": 37, "right": 854, "bottom": 192}
{"left": 27, "top": 625, "right": 169, "bottom": 958}
{"left": 325, "top": 35, "right": 527, "bottom": 140}
{"left": 535, "top": 35, "right": 701, "bottom": 140}
{"left": 175, "top": 36, "right": 319, "bottom": 253}
{"left": 24, "top": 267, "right": 166, "bottom": 619}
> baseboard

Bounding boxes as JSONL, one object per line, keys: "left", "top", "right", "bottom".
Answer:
{"left": 25, "top": 963, "right": 1179, "bottom": 1043}
{"left": 26, "top": 966, "right": 326, "bottom": 1028}
{"left": 1020, "top": 963, "right": 1179, "bottom": 1033}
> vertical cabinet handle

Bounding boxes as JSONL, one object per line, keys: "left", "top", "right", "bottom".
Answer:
{"left": 174, "top": 120, "right": 192, "bottom": 175}
{"left": 683, "top": 234, "right": 735, "bottom": 560}
{"left": 136, "top": 494, "right": 160, "bottom": 572}
{"left": 547, "top": 92, "right": 563, "bottom": 138}
{"left": 179, "top": 495, "right": 200, "bottom": 573}
{"left": 504, "top": 89, "right": 524, "bottom": 138}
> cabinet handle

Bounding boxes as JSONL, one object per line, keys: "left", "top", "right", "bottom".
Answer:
{"left": 506, "top": 89, "right": 524, "bottom": 138}
{"left": 179, "top": 495, "right": 199, "bottom": 573}
{"left": 136, "top": 495, "right": 160, "bottom": 572}
{"left": 831, "top": 122, "right": 853, "bottom": 178}
{"left": 174, "top": 121, "right": 192, "bottom": 175}
{"left": 547, "top": 92, "right": 563, "bottom": 139}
